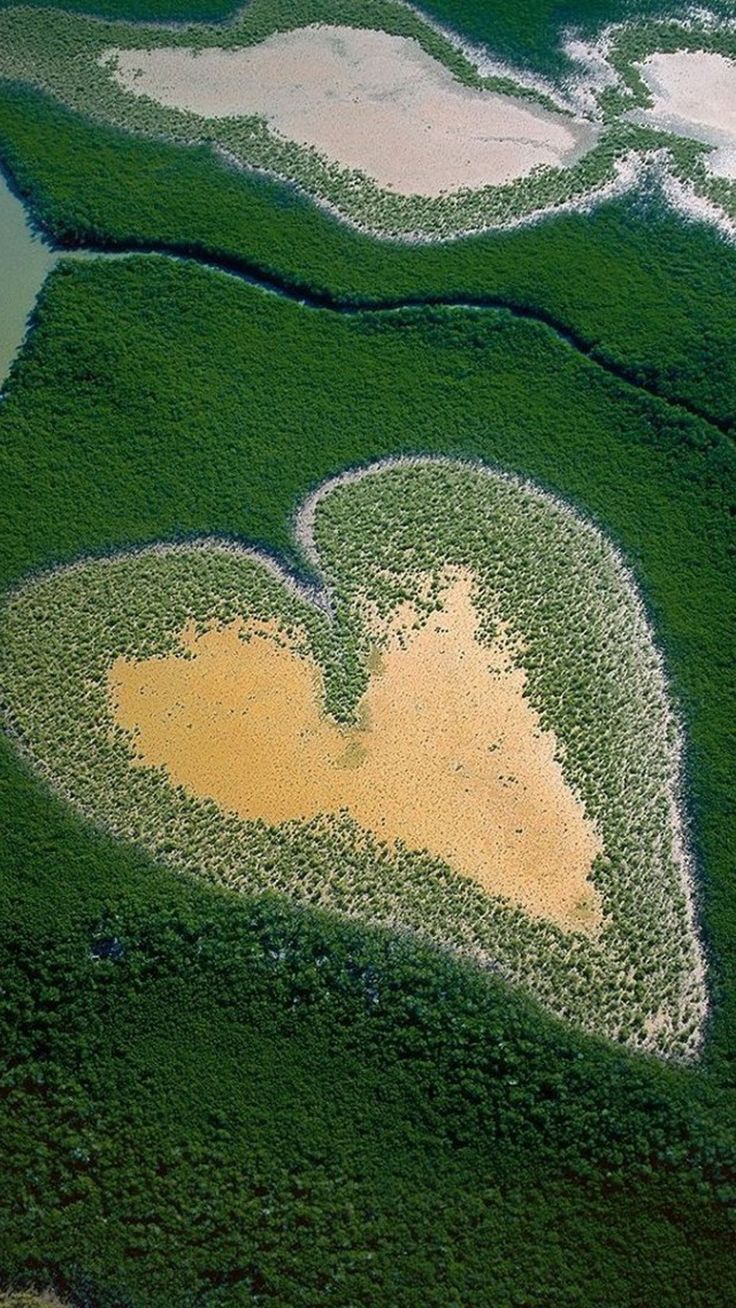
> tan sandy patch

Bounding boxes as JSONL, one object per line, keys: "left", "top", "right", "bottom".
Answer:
{"left": 630, "top": 49, "right": 736, "bottom": 179}
{"left": 109, "top": 572, "right": 602, "bottom": 932}
{"left": 101, "top": 25, "right": 596, "bottom": 197}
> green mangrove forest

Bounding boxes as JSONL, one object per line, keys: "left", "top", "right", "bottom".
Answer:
{"left": 0, "top": 1, "right": 734, "bottom": 1305}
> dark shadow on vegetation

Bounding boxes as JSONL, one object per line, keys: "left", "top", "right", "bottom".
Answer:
{"left": 44, "top": 232, "right": 736, "bottom": 441}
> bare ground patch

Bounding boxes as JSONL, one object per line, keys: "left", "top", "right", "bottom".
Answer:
{"left": 629, "top": 49, "right": 736, "bottom": 179}
{"left": 103, "top": 25, "right": 596, "bottom": 197}
{"left": 110, "top": 571, "right": 602, "bottom": 933}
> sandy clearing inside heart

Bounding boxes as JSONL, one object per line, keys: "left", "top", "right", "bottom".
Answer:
{"left": 101, "top": 24, "right": 596, "bottom": 197}
{"left": 109, "top": 571, "right": 602, "bottom": 932}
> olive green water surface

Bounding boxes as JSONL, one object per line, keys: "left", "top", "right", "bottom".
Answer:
{"left": 0, "top": 170, "right": 55, "bottom": 384}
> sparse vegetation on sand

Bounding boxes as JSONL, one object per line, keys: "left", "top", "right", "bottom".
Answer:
{"left": 1, "top": 3, "right": 736, "bottom": 239}
{"left": 0, "top": 1294, "right": 67, "bottom": 1308}
{"left": 587, "top": 13, "right": 736, "bottom": 235}
{"left": 0, "top": 0, "right": 621, "bottom": 240}
{"left": 109, "top": 574, "right": 605, "bottom": 934}
{"left": 102, "top": 27, "right": 596, "bottom": 200}
{"left": 0, "top": 461, "right": 707, "bottom": 1057}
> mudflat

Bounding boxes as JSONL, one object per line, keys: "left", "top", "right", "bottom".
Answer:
{"left": 631, "top": 49, "right": 736, "bottom": 179}
{"left": 103, "top": 24, "right": 596, "bottom": 196}
{"left": 110, "top": 572, "right": 602, "bottom": 932}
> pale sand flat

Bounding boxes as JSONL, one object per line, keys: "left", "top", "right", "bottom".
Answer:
{"left": 109, "top": 572, "right": 602, "bottom": 933}
{"left": 630, "top": 49, "right": 736, "bottom": 179}
{"left": 102, "top": 24, "right": 597, "bottom": 197}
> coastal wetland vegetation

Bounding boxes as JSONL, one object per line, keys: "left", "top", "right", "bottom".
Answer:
{"left": 1, "top": 79, "right": 736, "bottom": 428}
{"left": 1, "top": 250, "right": 734, "bottom": 1304}
{"left": 1, "top": 1, "right": 736, "bottom": 238}
{"left": 0, "top": 1, "right": 734, "bottom": 1305}
{"left": 1, "top": 462, "right": 706, "bottom": 1058}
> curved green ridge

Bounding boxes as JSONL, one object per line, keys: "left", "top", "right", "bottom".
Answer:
{"left": 29, "top": 244, "right": 732, "bottom": 442}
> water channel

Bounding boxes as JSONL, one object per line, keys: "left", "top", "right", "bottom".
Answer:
{"left": 0, "top": 170, "right": 56, "bottom": 385}
{"left": 0, "top": 169, "right": 729, "bottom": 438}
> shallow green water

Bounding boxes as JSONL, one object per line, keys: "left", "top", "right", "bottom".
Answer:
{"left": 0, "top": 170, "right": 55, "bottom": 383}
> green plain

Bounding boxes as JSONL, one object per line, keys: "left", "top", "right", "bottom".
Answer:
{"left": 0, "top": 0, "right": 734, "bottom": 1303}
{"left": 1, "top": 84, "right": 736, "bottom": 428}
{"left": 0, "top": 252, "right": 734, "bottom": 1304}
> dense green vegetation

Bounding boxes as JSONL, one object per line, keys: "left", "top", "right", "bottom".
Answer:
{"left": 2, "top": 867, "right": 733, "bottom": 1307}
{"left": 1, "top": 255, "right": 734, "bottom": 1303}
{"left": 3, "top": 463, "right": 706, "bottom": 1056}
{"left": 0, "top": 0, "right": 232, "bottom": 15}
{"left": 1, "top": 84, "right": 736, "bottom": 427}
{"left": 0, "top": 0, "right": 728, "bottom": 78}
{"left": 420, "top": 0, "right": 734, "bottom": 75}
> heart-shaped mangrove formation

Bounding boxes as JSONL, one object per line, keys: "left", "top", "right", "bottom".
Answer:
{"left": 0, "top": 459, "right": 706, "bottom": 1058}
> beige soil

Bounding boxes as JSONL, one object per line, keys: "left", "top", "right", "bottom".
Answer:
{"left": 102, "top": 25, "right": 597, "bottom": 197}
{"left": 630, "top": 49, "right": 736, "bottom": 179}
{"left": 109, "top": 572, "right": 602, "bottom": 932}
